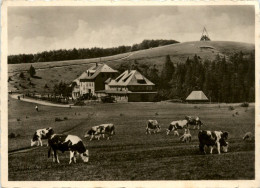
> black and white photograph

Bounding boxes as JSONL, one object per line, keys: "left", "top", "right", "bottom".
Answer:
{"left": 1, "top": 1, "right": 259, "bottom": 186}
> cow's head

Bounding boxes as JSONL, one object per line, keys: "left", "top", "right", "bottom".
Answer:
{"left": 84, "top": 130, "right": 93, "bottom": 138}
{"left": 31, "top": 132, "right": 39, "bottom": 146}
{"left": 45, "top": 127, "right": 54, "bottom": 138}
{"left": 80, "top": 150, "right": 89, "bottom": 163}
{"left": 221, "top": 142, "right": 229, "bottom": 153}
{"left": 157, "top": 125, "right": 161, "bottom": 132}
{"left": 31, "top": 139, "right": 38, "bottom": 146}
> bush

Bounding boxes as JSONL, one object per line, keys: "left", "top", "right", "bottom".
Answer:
{"left": 64, "top": 117, "right": 68, "bottom": 120}
{"left": 55, "top": 117, "right": 63, "bottom": 122}
{"left": 155, "top": 112, "right": 159, "bottom": 116}
{"left": 8, "top": 77, "right": 12, "bottom": 82}
{"left": 28, "top": 65, "right": 36, "bottom": 77}
{"left": 120, "top": 113, "right": 123, "bottom": 116}
{"left": 17, "top": 118, "right": 21, "bottom": 121}
{"left": 229, "top": 106, "right": 234, "bottom": 111}
{"left": 74, "top": 100, "right": 85, "bottom": 106}
{"left": 19, "top": 72, "right": 25, "bottom": 78}
{"left": 241, "top": 102, "right": 249, "bottom": 107}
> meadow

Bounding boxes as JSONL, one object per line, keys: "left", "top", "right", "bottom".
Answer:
{"left": 8, "top": 97, "right": 255, "bottom": 180}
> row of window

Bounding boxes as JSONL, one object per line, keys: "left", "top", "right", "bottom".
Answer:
{"left": 80, "top": 82, "right": 94, "bottom": 87}
{"left": 109, "top": 86, "right": 153, "bottom": 91}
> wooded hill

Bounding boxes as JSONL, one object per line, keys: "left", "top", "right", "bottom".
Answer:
{"left": 8, "top": 39, "right": 179, "bottom": 64}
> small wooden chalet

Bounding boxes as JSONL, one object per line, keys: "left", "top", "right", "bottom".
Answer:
{"left": 186, "top": 90, "right": 209, "bottom": 103}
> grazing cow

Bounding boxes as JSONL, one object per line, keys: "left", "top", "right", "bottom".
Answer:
{"left": 97, "top": 124, "right": 115, "bottom": 140}
{"left": 146, "top": 120, "right": 161, "bottom": 134}
{"left": 180, "top": 129, "right": 192, "bottom": 143}
{"left": 48, "top": 134, "right": 89, "bottom": 164}
{"left": 84, "top": 125, "right": 103, "bottom": 141}
{"left": 166, "top": 120, "right": 188, "bottom": 135}
{"left": 198, "top": 130, "right": 229, "bottom": 154}
{"left": 243, "top": 132, "right": 254, "bottom": 141}
{"left": 185, "top": 116, "right": 203, "bottom": 129}
{"left": 31, "top": 127, "right": 54, "bottom": 147}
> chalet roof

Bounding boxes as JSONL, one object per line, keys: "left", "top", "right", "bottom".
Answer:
{"left": 108, "top": 70, "right": 155, "bottom": 86}
{"left": 73, "top": 64, "right": 117, "bottom": 82}
{"left": 186, "top": 91, "right": 209, "bottom": 101}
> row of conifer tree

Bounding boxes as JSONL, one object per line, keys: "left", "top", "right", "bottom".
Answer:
{"left": 121, "top": 52, "right": 255, "bottom": 103}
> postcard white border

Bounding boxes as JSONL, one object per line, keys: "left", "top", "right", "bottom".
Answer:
{"left": 1, "top": 1, "right": 259, "bottom": 187}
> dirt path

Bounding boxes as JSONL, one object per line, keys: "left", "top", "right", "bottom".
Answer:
{"left": 10, "top": 94, "right": 73, "bottom": 108}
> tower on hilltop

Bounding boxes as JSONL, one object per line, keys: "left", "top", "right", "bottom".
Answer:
{"left": 200, "top": 27, "right": 211, "bottom": 41}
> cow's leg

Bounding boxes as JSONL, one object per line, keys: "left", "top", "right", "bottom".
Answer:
{"left": 54, "top": 150, "right": 60, "bottom": 163}
{"left": 37, "top": 140, "right": 40, "bottom": 146}
{"left": 69, "top": 151, "right": 74, "bottom": 164}
{"left": 199, "top": 144, "right": 205, "bottom": 154}
{"left": 39, "top": 139, "right": 43, "bottom": 146}
{"left": 73, "top": 152, "right": 77, "bottom": 163}
{"left": 209, "top": 146, "right": 213, "bottom": 154}
{"left": 90, "top": 135, "right": 94, "bottom": 141}
{"left": 216, "top": 142, "right": 221, "bottom": 154}
{"left": 52, "top": 151, "right": 55, "bottom": 162}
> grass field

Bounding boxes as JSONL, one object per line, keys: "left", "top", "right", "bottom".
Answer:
{"left": 8, "top": 97, "right": 255, "bottom": 180}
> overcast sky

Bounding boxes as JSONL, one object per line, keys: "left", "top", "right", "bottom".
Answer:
{"left": 8, "top": 6, "right": 255, "bottom": 55}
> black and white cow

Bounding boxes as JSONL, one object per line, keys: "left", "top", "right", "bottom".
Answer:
{"left": 84, "top": 125, "right": 103, "bottom": 141}
{"left": 31, "top": 127, "right": 54, "bottom": 146}
{"left": 166, "top": 120, "right": 188, "bottom": 136}
{"left": 48, "top": 134, "right": 89, "bottom": 164}
{"left": 97, "top": 124, "right": 115, "bottom": 140}
{"left": 185, "top": 116, "right": 203, "bottom": 129}
{"left": 198, "top": 130, "right": 229, "bottom": 154}
{"left": 146, "top": 120, "right": 161, "bottom": 134}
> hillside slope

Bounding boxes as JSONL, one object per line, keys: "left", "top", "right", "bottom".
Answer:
{"left": 8, "top": 41, "right": 254, "bottom": 94}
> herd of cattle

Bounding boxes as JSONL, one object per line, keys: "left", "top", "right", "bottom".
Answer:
{"left": 30, "top": 116, "right": 253, "bottom": 164}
